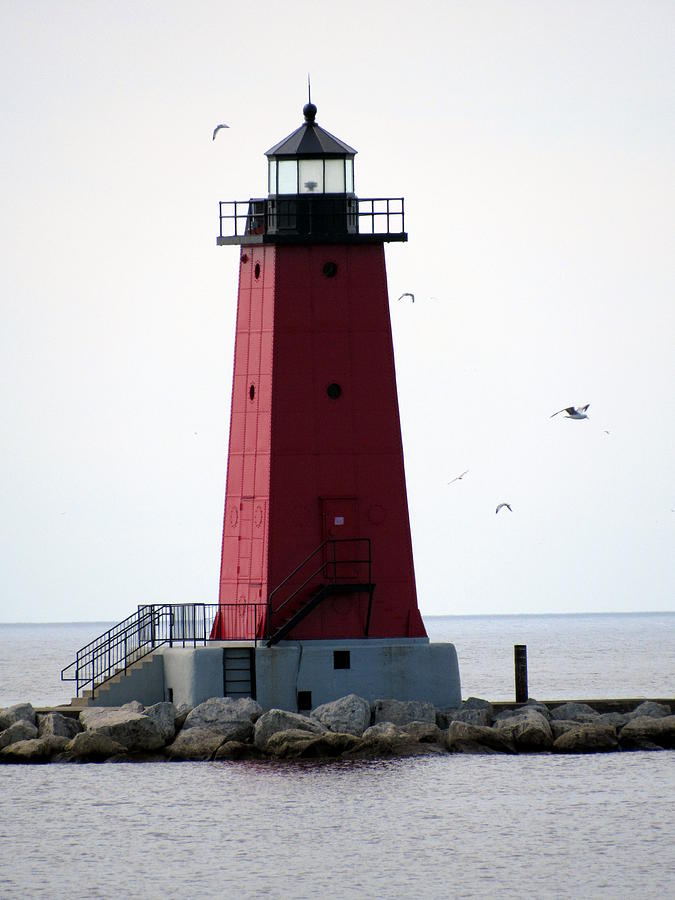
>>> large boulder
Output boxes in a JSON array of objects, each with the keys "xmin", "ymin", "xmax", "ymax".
[
  {"xmin": 214, "ymin": 741, "xmax": 265, "ymax": 761},
  {"xmin": 494, "ymin": 708, "xmax": 553, "ymax": 751},
  {"xmin": 311, "ymin": 694, "xmax": 371, "ymax": 736},
  {"xmin": 553, "ymin": 723, "xmax": 619, "ymax": 753},
  {"xmin": 264, "ymin": 729, "xmax": 361, "ymax": 759},
  {"xmin": 143, "ymin": 702, "xmax": 176, "ymax": 744},
  {"xmin": 79, "ymin": 707, "xmax": 165, "ymax": 751},
  {"xmin": 253, "ymin": 710, "xmax": 326, "ymax": 750},
  {"xmin": 400, "ymin": 722, "xmax": 445, "ymax": 743},
  {"xmin": 165, "ymin": 725, "xmax": 248, "ymax": 761},
  {"xmin": 372, "ymin": 699, "xmax": 436, "ymax": 726},
  {"xmin": 619, "ymin": 715, "xmax": 675, "ymax": 750},
  {"xmin": 0, "ymin": 703, "xmax": 36, "ymax": 730},
  {"xmin": 182, "ymin": 697, "xmax": 262, "ymax": 732},
  {"xmin": 447, "ymin": 721, "xmax": 516, "ymax": 754},
  {"xmin": 65, "ymin": 731, "xmax": 126, "ymax": 761},
  {"xmin": 549, "ymin": 702, "xmax": 599, "ymax": 723},
  {"xmin": 344, "ymin": 723, "xmax": 441, "ymax": 759},
  {"xmin": 625, "ymin": 701, "xmax": 671, "ymax": 721},
  {"xmin": 38, "ymin": 713, "xmax": 82, "ymax": 740},
  {"xmin": 550, "ymin": 720, "xmax": 580, "ymax": 740},
  {"xmin": 0, "ymin": 720, "xmax": 38, "ymax": 749},
  {"xmin": 451, "ymin": 708, "xmax": 493, "ymax": 727},
  {"xmin": 0, "ymin": 736, "xmax": 69, "ymax": 763}
]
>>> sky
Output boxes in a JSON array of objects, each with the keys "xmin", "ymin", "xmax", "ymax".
[{"xmin": 1, "ymin": 1, "xmax": 673, "ymax": 622}]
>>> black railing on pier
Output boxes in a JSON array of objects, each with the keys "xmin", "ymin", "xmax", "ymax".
[
  {"xmin": 266, "ymin": 538, "xmax": 374, "ymax": 646},
  {"xmin": 61, "ymin": 603, "xmax": 264, "ymax": 698},
  {"xmin": 217, "ymin": 197, "xmax": 406, "ymax": 244}
]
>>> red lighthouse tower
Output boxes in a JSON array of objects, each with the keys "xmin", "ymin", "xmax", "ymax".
[{"xmin": 213, "ymin": 102, "xmax": 427, "ymax": 651}]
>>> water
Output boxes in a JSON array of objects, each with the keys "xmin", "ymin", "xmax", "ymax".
[
  {"xmin": 0, "ymin": 613, "xmax": 673, "ymax": 708},
  {"xmin": 1, "ymin": 614, "xmax": 674, "ymax": 897}
]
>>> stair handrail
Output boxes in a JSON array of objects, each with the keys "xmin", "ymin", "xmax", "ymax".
[
  {"xmin": 60, "ymin": 602, "xmax": 230, "ymax": 698},
  {"xmin": 266, "ymin": 538, "xmax": 372, "ymax": 631}
]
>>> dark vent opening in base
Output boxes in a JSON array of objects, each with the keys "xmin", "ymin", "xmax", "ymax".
[{"xmin": 297, "ymin": 690, "xmax": 312, "ymax": 711}]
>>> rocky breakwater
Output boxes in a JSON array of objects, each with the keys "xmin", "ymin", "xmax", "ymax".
[{"xmin": 0, "ymin": 695, "xmax": 673, "ymax": 764}]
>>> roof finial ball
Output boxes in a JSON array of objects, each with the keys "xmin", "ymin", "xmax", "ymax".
[{"xmin": 303, "ymin": 102, "xmax": 317, "ymax": 123}]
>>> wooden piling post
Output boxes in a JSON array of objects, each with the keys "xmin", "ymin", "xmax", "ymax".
[{"xmin": 514, "ymin": 644, "xmax": 528, "ymax": 703}]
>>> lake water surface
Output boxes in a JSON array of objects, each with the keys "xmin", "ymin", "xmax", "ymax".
[{"xmin": 1, "ymin": 614, "xmax": 673, "ymax": 898}]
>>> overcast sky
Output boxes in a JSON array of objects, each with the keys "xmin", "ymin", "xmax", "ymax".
[{"xmin": 1, "ymin": 1, "xmax": 673, "ymax": 623}]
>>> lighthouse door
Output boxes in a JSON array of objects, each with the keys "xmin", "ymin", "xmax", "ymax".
[
  {"xmin": 237, "ymin": 498, "xmax": 266, "ymax": 603},
  {"xmin": 321, "ymin": 497, "xmax": 360, "ymax": 581}
]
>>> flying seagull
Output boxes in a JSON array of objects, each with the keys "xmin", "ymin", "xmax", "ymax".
[
  {"xmin": 212, "ymin": 123, "xmax": 229, "ymax": 140},
  {"xmin": 550, "ymin": 404, "xmax": 590, "ymax": 419},
  {"xmin": 448, "ymin": 470, "xmax": 469, "ymax": 484},
  {"xmin": 397, "ymin": 292, "xmax": 415, "ymax": 303},
  {"xmin": 495, "ymin": 503, "xmax": 512, "ymax": 514}
]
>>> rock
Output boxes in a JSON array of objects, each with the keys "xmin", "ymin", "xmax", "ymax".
[
  {"xmin": 165, "ymin": 726, "xmax": 233, "ymax": 761},
  {"xmin": 400, "ymin": 722, "xmax": 445, "ymax": 743},
  {"xmin": 174, "ymin": 704, "xmax": 192, "ymax": 730},
  {"xmin": 182, "ymin": 697, "xmax": 262, "ymax": 732},
  {"xmin": 121, "ymin": 701, "xmax": 145, "ymax": 713},
  {"xmin": 143, "ymin": 702, "xmax": 176, "ymax": 743},
  {"xmin": 524, "ymin": 700, "xmax": 552, "ymax": 720},
  {"xmin": 495, "ymin": 703, "xmax": 550, "ymax": 722},
  {"xmin": 253, "ymin": 709, "xmax": 326, "ymax": 750},
  {"xmin": 553, "ymin": 724, "xmax": 619, "ymax": 753},
  {"xmin": 0, "ymin": 737, "xmax": 69, "ymax": 763},
  {"xmin": 372, "ymin": 699, "xmax": 436, "ymax": 726},
  {"xmin": 214, "ymin": 741, "xmax": 266, "ymax": 761},
  {"xmin": 66, "ymin": 731, "xmax": 126, "ymax": 761},
  {"xmin": 451, "ymin": 708, "xmax": 493, "ymax": 727},
  {"xmin": 362, "ymin": 722, "xmax": 406, "ymax": 740},
  {"xmin": 0, "ymin": 720, "xmax": 38, "ymax": 749},
  {"xmin": 79, "ymin": 707, "xmax": 165, "ymax": 751},
  {"xmin": 626, "ymin": 701, "xmax": 671, "ymax": 721},
  {"xmin": 549, "ymin": 702, "xmax": 599, "ymax": 722},
  {"xmin": 619, "ymin": 715, "xmax": 675, "ymax": 750},
  {"xmin": 446, "ymin": 721, "xmax": 516, "ymax": 754},
  {"xmin": 494, "ymin": 708, "xmax": 553, "ymax": 751},
  {"xmin": 345, "ymin": 726, "xmax": 443, "ymax": 760},
  {"xmin": 550, "ymin": 720, "xmax": 579, "ymax": 740},
  {"xmin": 38, "ymin": 713, "xmax": 82, "ymax": 740},
  {"xmin": 462, "ymin": 697, "xmax": 495, "ymax": 714},
  {"xmin": 435, "ymin": 708, "xmax": 459, "ymax": 729},
  {"xmin": 0, "ymin": 703, "xmax": 36, "ymax": 730},
  {"xmin": 311, "ymin": 694, "xmax": 371, "ymax": 736},
  {"xmin": 265, "ymin": 729, "xmax": 362, "ymax": 759},
  {"xmin": 596, "ymin": 711, "xmax": 628, "ymax": 728}
]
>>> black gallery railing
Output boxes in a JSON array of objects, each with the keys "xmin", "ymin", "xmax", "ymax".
[{"xmin": 218, "ymin": 196, "xmax": 405, "ymax": 241}]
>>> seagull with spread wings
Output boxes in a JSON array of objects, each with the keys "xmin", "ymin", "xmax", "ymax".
[
  {"xmin": 448, "ymin": 470, "xmax": 469, "ymax": 485},
  {"xmin": 550, "ymin": 404, "xmax": 590, "ymax": 419},
  {"xmin": 212, "ymin": 123, "xmax": 229, "ymax": 140},
  {"xmin": 496, "ymin": 503, "xmax": 512, "ymax": 514}
]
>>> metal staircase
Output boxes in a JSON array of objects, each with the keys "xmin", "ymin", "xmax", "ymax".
[
  {"xmin": 265, "ymin": 538, "xmax": 375, "ymax": 647},
  {"xmin": 61, "ymin": 603, "xmax": 263, "ymax": 699}
]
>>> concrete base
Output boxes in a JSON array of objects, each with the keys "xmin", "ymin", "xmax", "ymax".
[
  {"xmin": 255, "ymin": 639, "xmax": 461, "ymax": 711},
  {"xmin": 82, "ymin": 639, "xmax": 461, "ymax": 712}
]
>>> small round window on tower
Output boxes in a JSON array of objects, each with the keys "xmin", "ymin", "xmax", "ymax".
[
  {"xmin": 254, "ymin": 262, "xmax": 261, "ymax": 280},
  {"xmin": 322, "ymin": 261, "xmax": 338, "ymax": 278},
  {"xmin": 326, "ymin": 383, "xmax": 342, "ymax": 400},
  {"xmin": 249, "ymin": 384, "xmax": 255, "ymax": 400}
]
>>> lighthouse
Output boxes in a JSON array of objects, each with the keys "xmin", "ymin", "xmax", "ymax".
[{"xmin": 213, "ymin": 101, "xmax": 460, "ymax": 711}]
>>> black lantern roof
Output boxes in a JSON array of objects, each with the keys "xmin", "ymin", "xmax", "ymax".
[{"xmin": 265, "ymin": 103, "xmax": 356, "ymax": 159}]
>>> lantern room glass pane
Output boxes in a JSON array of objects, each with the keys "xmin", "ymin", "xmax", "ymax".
[
  {"xmin": 269, "ymin": 161, "xmax": 277, "ymax": 194},
  {"xmin": 345, "ymin": 159, "xmax": 354, "ymax": 193},
  {"xmin": 324, "ymin": 159, "xmax": 345, "ymax": 193},
  {"xmin": 299, "ymin": 159, "xmax": 324, "ymax": 193},
  {"xmin": 278, "ymin": 160, "xmax": 298, "ymax": 194}
]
